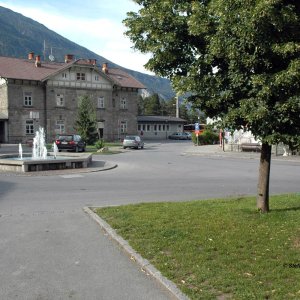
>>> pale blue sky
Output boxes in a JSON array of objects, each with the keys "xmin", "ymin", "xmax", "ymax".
[{"xmin": 0, "ymin": 0, "xmax": 153, "ymax": 74}]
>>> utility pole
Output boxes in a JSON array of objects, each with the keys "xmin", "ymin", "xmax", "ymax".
[{"xmin": 176, "ymin": 95, "xmax": 179, "ymax": 118}]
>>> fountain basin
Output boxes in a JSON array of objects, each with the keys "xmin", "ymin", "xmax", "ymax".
[{"xmin": 0, "ymin": 152, "xmax": 93, "ymax": 172}]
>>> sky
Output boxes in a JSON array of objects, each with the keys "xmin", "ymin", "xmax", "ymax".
[{"xmin": 0, "ymin": 0, "xmax": 153, "ymax": 74}]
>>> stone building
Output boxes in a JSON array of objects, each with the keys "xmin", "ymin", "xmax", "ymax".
[{"xmin": 0, "ymin": 53, "xmax": 145, "ymax": 143}]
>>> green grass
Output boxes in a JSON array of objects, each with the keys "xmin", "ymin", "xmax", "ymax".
[
  {"xmin": 86, "ymin": 142, "xmax": 123, "ymax": 154},
  {"xmin": 95, "ymin": 194, "xmax": 300, "ymax": 299}
]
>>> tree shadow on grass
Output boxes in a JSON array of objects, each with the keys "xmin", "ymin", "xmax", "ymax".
[{"xmin": 270, "ymin": 206, "xmax": 300, "ymax": 212}]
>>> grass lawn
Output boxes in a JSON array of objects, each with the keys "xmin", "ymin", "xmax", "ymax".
[
  {"xmin": 95, "ymin": 194, "xmax": 300, "ymax": 299},
  {"xmin": 86, "ymin": 142, "xmax": 123, "ymax": 154}
]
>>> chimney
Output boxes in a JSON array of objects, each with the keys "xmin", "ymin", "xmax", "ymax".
[
  {"xmin": 35, "ymin": 55, "xmax": 41, "ymax": 67},
  {"xmin": 65, "ymin": 54, "xmax": 74, "ymax": 63},
  {"xmin": 28, "ymin": 52, "xmax": 34, "ymax": 60},
  {"xmin": 102, "ymin": 62, "xmax": 108, "ymax": 74},
  {"xmin": 88, "ymin": 59, "xmax": 97, "ymax": 66}
]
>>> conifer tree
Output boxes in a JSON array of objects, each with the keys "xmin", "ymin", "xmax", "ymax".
[{"xmin": 75, "ymin": 95, "xmax": 97, "ymax": 145}]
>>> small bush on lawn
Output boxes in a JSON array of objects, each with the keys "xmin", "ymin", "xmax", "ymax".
[
  {"xmin": 95, "ymin": 139, "xmax": 105, "ymax": 149},
  {"xmin": 192, "ymin": 129, "xmax": 219, "ymax": 145}
]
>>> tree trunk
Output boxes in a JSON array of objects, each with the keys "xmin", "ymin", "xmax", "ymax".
[{"xmin": 257, "ymin": 143, "xmax": 272, "ymax": 213}]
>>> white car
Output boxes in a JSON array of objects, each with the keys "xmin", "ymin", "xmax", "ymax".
[{"xmin": 123, "ymin": 135, "xmax": 144, "ymax": 149}]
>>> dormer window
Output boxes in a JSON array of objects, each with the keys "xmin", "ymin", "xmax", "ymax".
[
  {"xmin": 62, "ymin": 73, "xmax": 67, "ymax": 79},
  {"xmin": 76, "ymin": 73, "xmax": 86, "ymax": 81},
  {"xmin": 94, "ymin": 75, "xmax": 99, "ymax": 81}
]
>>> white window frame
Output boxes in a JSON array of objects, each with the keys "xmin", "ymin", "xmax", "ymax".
[
  {"xmin": 94, "ymin": 75, "xmax": 99, "ymax": 81},
  {"xmin": 97, "ymin": 97, "xmax": 105, "ymax": 109},
  {"xmin": 62, "ymin": 73, "xmax": 67, "ymax": 79},
  {"xmin": 76, "ymin": 73, "xmax": 86, "ymax": 81},
  {"xmin": 56, "ymin": 94, "xmax": 64, "ymax": 106},
  {"xmin": 120, "ymin": 97, "xmax": 127, "ymax": 109},
  {"xmin": 25, "ymin": 119, "xmax": 34, "ymax": 135},
  {"xmin": 55, "ymin": 120, "xmax": 65, "ymax": 134},
  {"xmin": 120, "ymin": 121, "xmax": 127, "ymax": 133},
  {"xmin": 24, "ymin": 92, "xmax": 32, "ymax": 106}
]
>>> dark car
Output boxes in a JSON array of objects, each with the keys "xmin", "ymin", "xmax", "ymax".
[{"xmin": 55, "ymin": 134, "xmax": 86, "ymax": 152}]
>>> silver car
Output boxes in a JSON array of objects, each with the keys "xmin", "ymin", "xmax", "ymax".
[
  {"xmin": 123, "ymin": 135, "xmax": 144, "ymax": 149},
  {"xmin": 168, "ymin": 132, "xmax": 188, "ymax": 140}
]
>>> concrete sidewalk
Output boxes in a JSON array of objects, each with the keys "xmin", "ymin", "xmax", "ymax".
[{"xmin": 183, "ymin": 144, "xmax": 300, "ymax": 162}]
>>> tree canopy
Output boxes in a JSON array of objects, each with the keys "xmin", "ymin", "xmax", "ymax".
[{"xmin": 124, "ymin": 0, "xmax": 300, "ymax": 212}]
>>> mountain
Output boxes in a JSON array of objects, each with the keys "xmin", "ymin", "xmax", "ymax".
[{"xmin": 0, "ymin": 6, "xmax": 175, "ymax": 100}]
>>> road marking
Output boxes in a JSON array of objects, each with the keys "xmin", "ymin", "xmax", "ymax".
[{"xmin": 59, "ymin": 174, "xmax": 84, "ymax": 178}]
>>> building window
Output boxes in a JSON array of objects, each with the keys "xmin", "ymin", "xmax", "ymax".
[
  {"xmin": 94, "ymin": 75, "xmax": 99, "ymax": 81},
  {"xmin": 120, "ymin": 121, "xmax": 127, "ymax": 133},
  {"xmin": 112, "ymin": 98, "xmax": 115, "ymax": 108},
  {"xmin": 62, "ymin": 73, "xmax": 67, "ymax": 79},
  {"xmin": 55, "ymin": 120, "xmax": 65, "ymax": 134},
  {"xmin": 76, "ymin": 73, "xmax": 86, "ymax": 81},
  {"xmin": 56, "ymin": 94, "xmax": 64, "ymax": 106},
  {"xmin": 154, "ymin": 125, "xmax": 157, "ymax": 131},
  {"xmin": 97, "ymin": 97, "xmax": 105, "ymax": 109},
  {"xmin": 138, "ymin": 124, "xmax": 142, "ymax": 131},
  {"xmin": 25, "ymin": 120, "xmax": 34, "ymax": 135},
  {"xmin": 120, "ymin": 97, "xmax": 127, "ymax": 109},
  {"xmin": 24, "ymin": 92, "xmax": 32, "ymax": 106}
]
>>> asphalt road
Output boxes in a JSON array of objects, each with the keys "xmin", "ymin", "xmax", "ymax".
[{"xmin": 0, "ymin": 141, "xmax": 299, "ymax": 299}]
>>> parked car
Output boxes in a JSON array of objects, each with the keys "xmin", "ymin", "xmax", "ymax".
[
  {"xmin": 55, "ymin": 134, "xmax": 86, "ymax": 152},
  {"xmin": 123, "ymin": 135, "xmax": 144, "ymax": 149},
  {"xmin": 168, "ymin": 132, "xmax": 188, "ymax": 140},
  {"xmin": 183, "ymin": 132, "xmax": 192, "ymax": 140}
]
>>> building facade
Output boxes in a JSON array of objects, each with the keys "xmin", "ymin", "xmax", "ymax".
[
  {"xmin": 0, "ymin": 54, "xmax": 145, "ymax": 143},
  {"xmin": 137, "ymin": 115, "xmax": 186, "ymax": 140}
]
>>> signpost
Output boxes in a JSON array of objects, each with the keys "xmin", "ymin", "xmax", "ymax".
[{"xmin": 195, "ymin": 122, "xmax": 200, "ymax": 145}]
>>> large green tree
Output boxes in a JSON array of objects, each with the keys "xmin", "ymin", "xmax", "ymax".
[
  {"xmin": 143, "ymin": 93, "xmax": 162, "ymax": 115},
  {"xmin": 124, "ymin": 0, "xmax": 300, "ymax": 212},
  {"xmin": 75, "ymin": 95, "xmax": 97, "ymax": 145}
]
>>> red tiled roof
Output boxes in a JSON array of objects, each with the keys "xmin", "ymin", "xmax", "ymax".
[
  {"xmin": 0, "ymin": 56, "xmax": 64, "ymax": 81},
  {"xmin": 0, "ymin": 56, "xmax": 145, "ymax": 89},
  {"xmin": 107, "ymin": 68, "xmax": 146, "ymax": 89}
]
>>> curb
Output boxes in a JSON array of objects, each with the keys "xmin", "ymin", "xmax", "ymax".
[
  {"xmin": 83, "ymin": 206, "xmax": 190, "ymax": 300},
  {"xmin": 0, "ymin": 161, "xmax": 118, "ymax": 176}
]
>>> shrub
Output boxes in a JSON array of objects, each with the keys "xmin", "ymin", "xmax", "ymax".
[
  {"xmin": 192, "ymin": 129, "xmax": 219, "ymax": 145},
  {"xmin": 95, "ymin": 139, "xmax": 105, "ymax": 150}
]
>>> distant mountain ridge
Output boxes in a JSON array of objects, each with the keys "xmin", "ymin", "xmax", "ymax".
[{"xmin": 0, "ymin": 6, "xmax": 174, "ymax": 99}]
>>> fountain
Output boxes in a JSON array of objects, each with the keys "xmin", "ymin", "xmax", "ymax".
[
  {"xmin": 53, "ymin": 142, "xmax": 58, "ymax": 159},
  {"xmin": 32, "ymin": 127, "xmax": 48, "ymax": 160},
  {"xmin": 18, "ymin": 143, "xmax": 23, "ymax": 159},
  {"xmin": 0, "ymin": 126, "xmax": 92, "ymax": 172}
]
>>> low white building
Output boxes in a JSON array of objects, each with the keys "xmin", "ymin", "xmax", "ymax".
[{"xmin": 137, "ymin": 115, "xmax": 186, "ymax": 140}]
